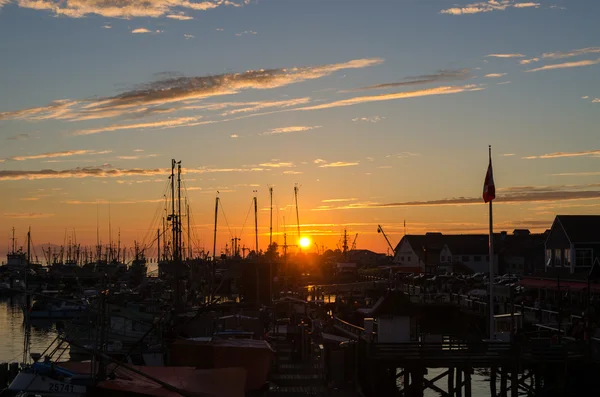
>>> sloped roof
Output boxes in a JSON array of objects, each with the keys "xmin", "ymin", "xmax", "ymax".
[
  {"xmin": 556, "ymin": 215, "xmax": 600, "ymax": 243},
  {"xmin": 443, "ymin": 235, "xmax": 490, "ymax": 255}
]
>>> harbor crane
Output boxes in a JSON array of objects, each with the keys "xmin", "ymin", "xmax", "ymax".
[
  {"xmin": 351, "ymin": 233, "xmax": 358, "ymax": 250},
  {"xmin": 377, "ymin": 225, "xmax": 396, "ymax": 256}
]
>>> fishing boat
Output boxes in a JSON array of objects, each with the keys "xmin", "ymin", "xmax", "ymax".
[
  {"xmin": 26, "ymin": 299, "xmax": 88, "ymax": 320},
  {"xmin": 1, "ymin": 358, "xmax": 91, "ymax": 397}
]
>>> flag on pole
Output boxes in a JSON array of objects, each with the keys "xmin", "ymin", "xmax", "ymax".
[{"xmin": 483, "ymin": 157, "xmax": 496, "ymax": 203}]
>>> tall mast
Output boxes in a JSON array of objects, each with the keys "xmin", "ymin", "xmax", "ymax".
[
  {"xmin": 163, "ymin": 194, "xmax": 167, "ymax": 261},
  {"xmin": 170, "ymin": 159, "xmax": 176, "ymax": 261},
  {"xmin": 269, "ymin": 186, "xmax": 273, "ymax": 247},
  {"xmin": 294, "ymin": 184, "xmax": 301, "ymax": 251},
  {"xmin": 254, "ymin": 191, "xmax": 259, "ymax": 254},
  {"xmin": 342, "ymin": 229, "xmax": 349, "ymax": 258},
  {"xmin": 213, "ymin": 194, "xmax": 219, "ymax": 262},
  {"xmin": 108, "ymin": 203, "xmax": 112, "ymax": 262},
  {"xmin": 187, "ymin": 200, "xmax": 191, "ymax": 259},
  {"xmin": 11, "ymin": 227, "xmax": 16, "ymax": 253},
  {"xmin": 177, "ymin": 161, "xmax": 182, "ymax": 261},
  {"xmin": 96, "ymin": 200, "xmax": 100, "ymax": 261}
]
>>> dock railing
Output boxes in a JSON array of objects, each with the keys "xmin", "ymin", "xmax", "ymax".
[{"xmin": 333, "ymin": 316, "xmax": 364, "ymax": 339}]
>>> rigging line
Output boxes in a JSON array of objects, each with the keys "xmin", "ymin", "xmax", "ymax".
[
  {"xmin": 140, "ymin": 181, "xmax": 171, "ymax": 249},
  {"xmin": 218, "ymin": 199, "xmax": 234, "ymax": 239},
  {"xmin": 238, "ymin": 198, "xmax": 254, "ymax": 240}
]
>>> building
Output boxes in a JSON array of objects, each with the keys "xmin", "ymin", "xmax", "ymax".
[
  {"xmin": 544, "ymin": 215, "xmax": 600, "ymax": 275},
  {"xmin": 346, "ymin": 249, "xmax": 389, "ymax": 267},
  {"xmin": 393, "ymin": 230, "xmax": 546, "ymax": 275}
]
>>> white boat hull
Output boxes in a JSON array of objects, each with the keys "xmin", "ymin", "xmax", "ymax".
[{"xmin": 5, "ymin": 372, "xmax": 86, "ymax": 397}]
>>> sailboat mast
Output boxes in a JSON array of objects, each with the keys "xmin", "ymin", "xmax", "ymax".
[
  {"xmin": 157, "ymin": 228, "xmax": 161, "ymax": 263},
  {"xmin": 108, "ymin": 203, "xmax": 112, "ymax": 262},
  {"xmin": 212, "ymin": 195, "xmax": 219, "ymax": 262},
  {"xmin": 170, "ymin": 159, "xmax": 176, "ymax": 261},
  {"xmin": 177, "ymin": 161, "xmax": 182, "ymax": 261},
  {"xmin": 187, "ymin": 200, "xmax": 191, "ymax": 259},
  {"xmin": 294, "ymin": 184, "xmax": 301, "ymax": 251},
  {"xmin": 269, "ymin": 186, "xmax": 273, "ymax": 248},
  {"xmin": 11, "ymin": 227, "xmax": 15, "ymax": 253},
  {"xmin": 254, "ymin": 192, "xmax": 259, "ymax": 254}
]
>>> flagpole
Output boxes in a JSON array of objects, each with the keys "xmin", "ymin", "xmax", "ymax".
[{"xmin": 488, "ymin": 145, "xmax": 495, "ymax": 340}]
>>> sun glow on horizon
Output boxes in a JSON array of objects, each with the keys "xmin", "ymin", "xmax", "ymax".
[{"xmin": 299, "ymin": 237, "xmax": 311, "ymax": 248}]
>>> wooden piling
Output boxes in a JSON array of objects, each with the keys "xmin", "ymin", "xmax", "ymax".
[
  {"xmin": 0, "ymin": 363, "xmax": 7, "ymax": 388},
  {"xmin": 465, "ymin": 368, "xmax": 472, "ymax": 397},
  {"xmin": 448, "ymin": 367, "xmax": 455, "ymax": 397},
  {"xmin": 490, "ymin": 367, "xmax": 497, "ymax": 397},
  {"xmin": 455, "ymin": 367, "xmax": 462, "ymax": 397},
  {"xmin": 510, "ymin": 367, "xmax": 518, "ymax": 397},
  {"xmin": 500, "ymin": 368, "xmax": 508, "ymax": 397}
]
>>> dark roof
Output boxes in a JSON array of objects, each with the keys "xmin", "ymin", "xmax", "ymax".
[
  {"xmin": 444, "ymin": 235, "xmax": 489, "ymax": 255},
  {"xmin": 556, "ymin": 215, "xmax": 600, "ymax": 243}
]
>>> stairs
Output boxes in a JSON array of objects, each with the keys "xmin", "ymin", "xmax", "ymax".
[{"xmin": 267, "ymin": 337, "xmax": 326, "ymax": 396}]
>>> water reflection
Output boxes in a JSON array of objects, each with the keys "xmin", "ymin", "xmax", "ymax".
[{"xmin": 0, "ymin": 295, "xmax": 59, "ymax": 363}]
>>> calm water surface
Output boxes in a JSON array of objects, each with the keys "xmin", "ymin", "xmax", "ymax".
[{"xmin": 0, "ymin": 295, "xmax": 59, "ymax": 363}]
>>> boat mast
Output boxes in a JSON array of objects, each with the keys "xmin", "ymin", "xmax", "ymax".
[
  {"xmin": 170, "ymin": 159, "xmax": 176, "ymax": 261},
  {"xmin": 254, "ymin": 191, "xmax": 259, "ymax": 254},
  {"xmin": 177, "ymin": 161, "xmax": 182, "ymax": 262},
  {"xmin": 294, "ymin": 184, "xmax": 301, "ymax": 252},
  {"xmin": 269, "ymin": 185, "xmax": 273, "ymax": 248},
  {"xmin": 211, "ymin": 193, "xmax": 219, "ymax": 303},
  {"xmin": 187, "ymin": 200, "xmax": 191, "ymax": 259},
  {"xmin": 11, "ymin": 227, "xmax": 15, "ymax": 253},
  {"xmin": 157, "ymin": 228, "xmax": 161, "ymax": 263},
  {"xmin": 23, "ymin": 227, "xmax": 31, "ymax": 364}
]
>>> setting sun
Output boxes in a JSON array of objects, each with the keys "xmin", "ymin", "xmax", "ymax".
[{"xmin": 299, "ymin": 237, "xmax": 311, "ymax": 248}]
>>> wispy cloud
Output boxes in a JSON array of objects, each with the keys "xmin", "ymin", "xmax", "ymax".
[
  {"xmin": 487, "ymin": 53, "xmax": 526, "ymax": 58},
  {"xmin": 14, "ymin": 0, "xmax": 248, "ymax": 19},
  {"xmin": 131, "ymin": 28, "xmax": 152, "ymax": 34},
  {"xmin": 283, "ymin": 170, "xmax": 303, "ymax": 175},
  {"xmin": 297, "ymin": 85, "xmax": 483, "ymax": 111},
  {"xmin": 318, "ymin": 161, "xmax": 359, "ymax": 168},
  {"xmin": 0, "ymin": 58, "xmax": 382, "ymax": 124},
  {"xmin": 167, "ymin": 13, "xmax": 193, "ymax": 20},
  {"xmin": 521, "ymin": 47, "xmax": 600, "ymax": 65},
  {"xmin": 523, "ymin": 149, "xmax": 600, "ymax": 159},
  {"xmin": 230, "ymin": 134, "xmax": 239, "ymax": 138},
  {"xmin": 594, "ymin": 98, "xmax": 600, "ymax": 103},
  {"xmin": 343, "ymin": 69, "xmax": 470, "ymax": 92},
  {"xmin": 352, "ymin": 116, "xmax": 385, "ymax": 123},
  {"xmin": 485, "ymin": 73, "xmax": 507, "ymax": 78},
  {"xmin": 184, "ymin": 34, "xmax": 194, "ymax": 39},
  {"xmin": 3, "ymin": 212, "xmax": 54, "ymax": 219},
  {"xmin": 322, "ymin": 198, "xmax": 358, "ymax": 203},
  {"xmin": 0, "ymin": 165, "xmax": 168, "ymax": 181},
  {"xmin": 525, "ymin": 58, "xmax": 600, "ymax": 72},
  {"xmin": 235, "ymin": 30, "xmax": 257, "ymax": 36},
  {"xmin": 73, "ymin": 116, "xmax": 204, "ymax": 136},
  {"xmin": 7, "ymin": 149, "xmax": 111, "ymax": 161},
  {"xmin": 6, "ymin": 133, "xmax": 30, "ymax": 141},
  {"xmin": 62, "ymin": 199, "xmax": 164, "ymax": 205},
  {"xmin": 259, "ymin": 162, "xmax": 294, "ymax": 168},
  {"xmin": 261, "ymin": 125, "xmax": 321, "ymax": 135},
  {"xmin": 387, "ymin": 152, "xmax": 420, "ymax": 159},
  {"xmin": 441, "ymin": 1, "xmax": 539, "ymax": 15},
  {"xmin": 313, "ymin": 159, "xmax": 326, "ymax": 164},
  {"xmin": 116, "ymin": 154, "xmax": 160, "ymax": 160},
  {"xmin": 102, "ymin": 25, "xmax": 111, "ymax": 29},
  {"xmin": 497, "ymin": 81, "xmax": 512, "ymax": 85},
  {"xmin": 502, "ymin": 153, "xmax": 516, "ymax": 156},
  {"xmin": 552, "ymin": 172, "xmax": 600, "ymax": 177}
]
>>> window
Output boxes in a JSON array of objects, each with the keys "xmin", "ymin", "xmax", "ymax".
[
  {"xmin": 407, "ymin": 256, "xmax": 411, "ymax": 262},
  {"xmin": 546, "ymin": 249, "xmax": 552, "ymax": 267},
  {"xmin": 400, "ymin": 256, "xmax": 404, "ymax": 261},
  {"xmin": 554, "ymin": 249, "xmax": 562, "ymax": 266},
  {"xmin": 564, "ymin": 249, "xmax": 571, "ymax": 266},
  {"xmin": 474, "ymin": 256, "xmax": 482, "ymax": 262},
  {"xmin": 441, "ymin": 256, "xmax": 445, "ymax": 262},
  {"xmin": 461, "ymin": 256, "xmax": 469, "ymax": 262},
  {"xmin": 576, "ymin": 249, "xmax": 593, "ymax": 267}
]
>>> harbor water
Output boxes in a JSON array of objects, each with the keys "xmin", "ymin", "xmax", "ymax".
[{"xmin": 0, "ymin": 295, "xmax": 60, "ymax": 363}]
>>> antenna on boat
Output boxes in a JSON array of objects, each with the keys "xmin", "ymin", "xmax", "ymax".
[
  {"xmin": 268, "ymin": 185, "xmax": 273, "ymax": 248},
  {"xmin": 253, "ymin": 190, "xmax": 259, "ymax": 254},
  {"xmin": 294, "ymin": 184, "xmax": 301, "ymax": 252},
  {"xmin": 108, "ymin": 202, "xmax": 112, "ymax": 262}
]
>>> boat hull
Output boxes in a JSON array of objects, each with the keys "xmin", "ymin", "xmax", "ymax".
[{"xmin": 3, "ymin": 371, "xmax": 86, "ymax": 397}]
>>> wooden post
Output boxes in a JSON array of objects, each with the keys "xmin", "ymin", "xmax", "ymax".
[
  {"xmin": 534, "ymin": 368, "xmax": 541, "ymax": 396},
  {"xmin": 412, "ymin": 368, "xmax": 424, "ymax": 397},
  {"xmin": 404, "ymin": 368, "xmax": 410, "ymax": 397},
  {"xmin": 490, "ymin": 367, "xmax": 497, "ymax": 397},
  {"xmin": 500, "ymin": 368, "xmax": 508, "ymax": 397},
  {"xmin": 456, "ymin": 367, "xmax": 463, "ymax": 397},
  {"xmin": 511, "ymin": 367, "xmax": 518, "ymax": 397},
  {"xmin": 449, "ymin": 367, "xmax": 455, "ymax": 397},
  {"xmin": 465, "ymin": 368, "xmax": 472, "ymax": 397}
]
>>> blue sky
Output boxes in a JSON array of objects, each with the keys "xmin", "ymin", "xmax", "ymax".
[{"xmin": 1, "ymin": 0, "xmax": 600, "ymax": 256}]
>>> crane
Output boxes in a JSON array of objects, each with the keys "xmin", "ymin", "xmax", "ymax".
[
  {"xmin": 377, "ymin": 225, "xmax": 396, "ymax": 256},
  {"xmin": 351, "ymin": 233, "xmax": 358, "ymax": 250}
]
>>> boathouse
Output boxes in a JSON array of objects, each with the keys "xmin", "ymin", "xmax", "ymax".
[{"xmin": 544, "ymin": 215, "xmax": 600, "ymax": 274}]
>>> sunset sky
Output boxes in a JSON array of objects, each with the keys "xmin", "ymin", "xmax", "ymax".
[{"xmin": 1, "ymin": 0, "xmax": 599, "ymax": 259}]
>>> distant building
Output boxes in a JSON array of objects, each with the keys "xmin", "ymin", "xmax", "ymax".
[
  {"xmin": 544, "ymin": 215, "xmax": 600, "ymax": 275},
  {"xmin": 346, "ymin": 249, "xmax": 388, "ymax": 267},
  {"xmin": 393, "ymin": 229, "xmax": 547, "ymax": 275}
]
